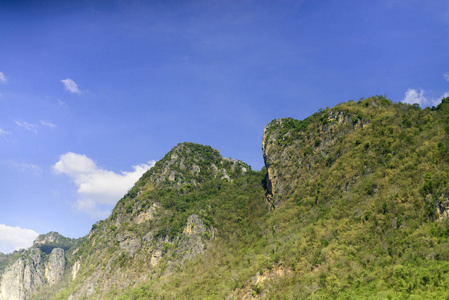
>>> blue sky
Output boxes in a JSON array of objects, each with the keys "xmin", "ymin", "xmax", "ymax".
[{"xmin": 1, "ymin": 0, "xmax": 448, "ymax": 253}]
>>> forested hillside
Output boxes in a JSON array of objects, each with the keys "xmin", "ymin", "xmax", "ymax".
[{"xmin": 2, "ymin": 96, "xmax": 449, "ymax": 299}]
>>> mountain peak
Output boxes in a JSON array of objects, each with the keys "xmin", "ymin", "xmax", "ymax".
[
  {"xmin": 132, "ymin": 142, "xmax": 249, "ymax": 193},
  {"xmin": 32, "ymin": 231, "xmax": 76, "ymax": 254}
]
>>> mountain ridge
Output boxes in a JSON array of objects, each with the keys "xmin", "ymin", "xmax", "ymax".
[{"xmin": 1, "ymin": 96, "xmax": 449, "ymax": 299}]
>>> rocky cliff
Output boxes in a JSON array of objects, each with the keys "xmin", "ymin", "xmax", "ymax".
[
  {"xmin": 0, "ymin": 232, "xmax": 78, "ymax": 300},
  {"xmin": 0, "ymin": 247, "xmax": 65, "ymax": 300},
  {"xmin": 262, "ymin": 105, "xmax": 367, "ymax": 208}
]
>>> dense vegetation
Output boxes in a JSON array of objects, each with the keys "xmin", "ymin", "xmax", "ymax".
[
  {"xmin": 258, "ymin": 96, "xmax": 449, "ymax": 298},
  {"xmin": 4, "ymin": 96, "xmax": 449, "ymax": 299},
  {"xmin": 115, "ymin": 169, "xmax": 268, "ymax": 299},
  {"xmin": 113, "ymin": 96, "xmax": 449, "ymax": 299}
]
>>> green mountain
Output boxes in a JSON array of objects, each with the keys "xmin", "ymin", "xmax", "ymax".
[{"xmin": 1, "ymin": 96, "xmax": 449, "ymax": 299}]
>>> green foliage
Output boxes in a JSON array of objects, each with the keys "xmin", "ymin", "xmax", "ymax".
[
  {"xmin": 27, "ymin": 96, "xmax": 449, "ymax": 299},
  {"xmin": 257, "ymin": 96, "xmax": 449, "ymax": 298},
  {"xmin": 33, "ymin": 232, "xmax": 78, "ymax": 254}
]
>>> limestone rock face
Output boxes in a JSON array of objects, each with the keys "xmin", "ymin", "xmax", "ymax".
[
  {"xmin": 262, "ymin": 118, "xmax": 294, "ymax": 208},
  {"xmin": 33, "ymin": 231, "xmax": 60, "ymax": 246},
  {"xmin": 72, "ymin": 260, "xmax": 81, "ymax": 280},
  {"xmin": 0, "ymin": 247, "xmax": 66, "ymax": 300},
  {"xmin": 183, "ymin": 214, "xmax": 206, "ymax": 236},
  {"xmin": 179, "ymin": 214, "xmax": 210, "ymax": 261},
  {"xmin": 0, "ymin": 248, "xmax": 45, "ymax": 300},
  {"xmin": 45, "ymin": 248, "xmax": 65, "ymax": 285},
  {"xmin": 117, "ymin": 232, "xmax": 141, "ymax": 257},
  {"xmin": 262, "ymin": 111, "xmax": 365, "ymax": 208},
  {"xmin": 135, "ymin": 202, "xmax": 160, "ymax": 224}
]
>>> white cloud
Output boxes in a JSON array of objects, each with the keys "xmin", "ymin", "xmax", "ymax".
[
  {"xmin": 0, "ymin": 128, "xmax": 11, "ymax": 136},
  {"xmin": 15, "ymin": 120, "xmax": 38, "ymax": 133},
  {"xmin": 444, "ymin": 73, "xmax": 449, "ymax": 82},
  {"xmin": 53, "ymin": 153, "xmax": 155, "ymax": 218},
  {"xmin": 430, "ymin": 91, "xmax": 449, "ymax": 107},
  {"xmin": 433, "ymin": 92, "xmax": 449, "ymax": 105},
  {"xmin": 0, "ymin": 224, "xmax": 39, "ymax": 254},
  {"xmin": 402, "ymin": 88, "xmax": 427, "ymax": 105},
  {"xmin": 40, "ymin": 120, "xmax": 56, "ymax": 129},
  {"xmin": 401, "ymin": 89, "xmax": 449, "ymax": 107},
  {"xmin": 61, "ymin": 78, "xmax": 81, "ymax": 94},
  {"xmin": 0, "ymin": 72, "xmax": 7, "ymax": 84}
]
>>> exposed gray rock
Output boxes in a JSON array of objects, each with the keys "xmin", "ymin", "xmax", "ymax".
[
  {"xmin": 0, "ymin": 246, "xmax": 67, "ymax": 300},
  {"xmin": 45, "ymin": 248, "xmax": 65, "ymax": 285},
  {"xmin": 117, "ymin": 232, "xmax": 141, "ymax": 256},
  {"xmin": 223, "ymin": 157, "xmax": 239, "ymax": 171},
  {"xmin": 179, "ymin": 158, "xmax": 186, "ymax": 170},
  {"xmin": 262, "ymin": 112, "xmax": 365, "ymax": 208},
  {"xmin": 183, "ymin": 214, "xmax": 206, "ymax": 236},
  {"xmin": 135, "ymin": 202, "xmax": 160, "ymax": 224},
  {"xmin": 168, "ymin": 170, "xmax": 176, "ymax": 181},
  {"xmin": 191, "ymin": 164, "xmax": 200, "ymax": 176},
  {"xmin": 178, "ymin": 214, "xmax": 209, "ymax": 261},
  {"xmin": 0, "ymin": 249, "xmax": 45, "ymax": 300}
]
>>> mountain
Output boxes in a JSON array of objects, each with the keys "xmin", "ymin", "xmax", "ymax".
[
  {"xmin": 0, "ymin": 232, "xmax": 79, "ymax": 300},
  {"xmin": 1, "ymin": 96, "xmax": 449, "ymax": 299}
]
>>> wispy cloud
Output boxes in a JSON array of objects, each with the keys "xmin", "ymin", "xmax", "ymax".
[
  {"xmin": 5, "ymin": 161, "xmax": 43, "ymax": 176},
  {"xmin": 0, "ymin": 224, "xmax": 39, "ymax": 254},
  {"xmin": 61, "ymin": 78, "xmax": 81, "ymax": 94},
  {"xmin": 444, "ymin": 73, "xmax": 449, "ymax": 82},
  {"xmin": 441, "ymin": 92, "xmax": 449, "ymax": 101},
  {"xmin": 0, "ymin": 128, "xmax": 11, "ymax": 136},
  {"xmin": 14, "ymin": 120, "xmax": 57, "ymax": 133},
  {"xmin": 0, "ymin": 71, "xmax": 7, "ymax": 84},
  {"xmin": 40, "ymin": 120, "xmax": 56, "ymax": 129},
  {"xmin": 53, "ymin": 153, "xmax": 155, "ymax": 218},
  {"xmin": 402, "ymin": 88, "xmax": 449, "ymax": 107},
  {"xmin": 15, "ymin": 120, "xmax": 38, "ymax": 133}
]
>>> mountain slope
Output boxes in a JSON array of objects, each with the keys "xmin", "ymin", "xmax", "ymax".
[
  {"xmin": 0, "ymin": 232, "xmax": 79, "ymax": 300},
  {"xmin": 255, "ymin": 96, "xmax": 449, "ymax": 298},
  {"xmin": 2, "ymin": 96, "xmax": 449, "ymax": 299},
  {"xmin": 47, "ymin": 142, "xmax": 267, "ymax": 299}
]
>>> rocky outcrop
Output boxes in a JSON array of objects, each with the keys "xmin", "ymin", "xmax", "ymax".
[
  {"xmin": 262, "ymin": 118, "xmax": 300, "ymax": 208},
  {"xmin": 0, "ymin": 248, "xmax": 45, "ymax": 300},
  {"xmin": 230, "ymin": 265, "xmax": 293, "ymax": 299},
  {"xmin": 262, "ymin": 109, "xmax": 366, "ymax": 208},
  {"xmin": 45, "ymin": 248, "xmax": 65, "ymax": 285},
  {"xmin": 135, "ymin": 202, "xmax": 160, "ymax": 224},
  {"xmin": 72, "ymin": 260, "xmax": 81, "ymax": 280},
  {"xmin": 0, "ymin": 246, "xmax": 66, "ymax": 300},
  {"xmin": 33, "ymin": 231, "xmax": 76, "ymax": 253},
  {"xmin": 140, "ymin": 142, "xmax": 250, "ymax": 191},
  {"xmin": 179, "ymin": 214, "xmax": 209, "ymax": 260},
  {"xmin": 117, "ymin": 232, "xmax": 141, "ymax": 257},
  {"xmin": 33, "ymin": 231, "xmax": 61, "ymax": 245}
]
